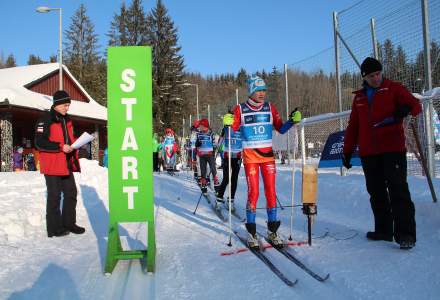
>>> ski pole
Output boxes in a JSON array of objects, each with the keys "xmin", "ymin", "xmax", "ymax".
[
  {"xmin": 289, "ymin": 125, "xmax": 298, "ymax": 241},
  {"xmin": 193, "ymin": 193, "xmax": 204, "ymax": 215},
  {"xmin": 276, "ymin": 196, "xmax": 285, "ymax": 210},
  {"xmin": 227, "ymin": 126, "xmax": 233, "ymax": 247},
  {"xmin": 411, "ymin": 122, "xmax": 437, "ymax": 202}
]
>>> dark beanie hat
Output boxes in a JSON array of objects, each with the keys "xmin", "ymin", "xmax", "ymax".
[
  {"xmin": 52, "ymin": 90, "xmax": 71, "ymax": 106},
  {"xmin": 360, "ymin": 57, "xmax": 382, "ymax": 77}
]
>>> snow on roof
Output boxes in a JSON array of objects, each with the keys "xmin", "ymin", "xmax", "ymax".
[{"xmin": 0, "ymin": 63, "xmax": 106, "ymax": 121}]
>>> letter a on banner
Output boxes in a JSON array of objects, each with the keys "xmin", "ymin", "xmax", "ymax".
[{"xmin": 105, "ymin": 46, "xmax": 155, "ymax": 274}]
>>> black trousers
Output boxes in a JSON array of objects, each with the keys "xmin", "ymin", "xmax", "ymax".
[
  {"xmin": 361, "ymin": 152, "xmax": 416, "ymax": 242},
  {"xmin": 153, "ymin": 152, "xmax": 159, "ymax": 171},
  {"xmin": 44, "ymin": 173, "xmax": 78, "ymax": 234},
  {"xmin": 217, "ymin": 157, "xmax": 241, "ymax": 199},
  {"xmin": 199, "ymin": 155, "xmax": 217, "ymax": 179}
]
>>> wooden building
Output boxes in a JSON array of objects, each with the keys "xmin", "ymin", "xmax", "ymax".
[{"xmin": 0, "ymin": 63, "xmax": 107, "ymax": 172}]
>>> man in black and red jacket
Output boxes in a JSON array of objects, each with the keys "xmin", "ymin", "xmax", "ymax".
[
  {"xmin": 35, "ymin": 90, "xmax": 85, "ymax": 237},
  {"xmin": 343, "ymin": 57, "xmax": 421, "ymax": 250}
]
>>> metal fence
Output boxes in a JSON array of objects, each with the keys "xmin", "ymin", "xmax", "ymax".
[{"xmin": 290, "ymin": 95, "xmax": 440, "ymax": 178}]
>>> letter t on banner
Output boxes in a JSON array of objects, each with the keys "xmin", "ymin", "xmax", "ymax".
[{"xmin": 105, "ymin": 46, "xmax": 155, "ymax": 274}]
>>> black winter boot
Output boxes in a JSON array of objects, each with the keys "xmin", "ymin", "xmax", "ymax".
[
  {"xmin": 399, "ymin": 235, "xmax": 415, "ymax": 250},
  {"xmin": 366, "ymin": 231, "xmax": 393, "ymax": 242}
]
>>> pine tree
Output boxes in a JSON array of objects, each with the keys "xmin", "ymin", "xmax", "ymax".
[
  {"xmin": 107, "ymin": 3, "xmax": 128, "ymax": 46},
  {"xmin": 431, "ymin": 41, "xmax": 440, "ymax": 88},
  {"xmin": 266, "ymin": 66, "xmax": 283, "ymax": 110},
  {"xmin": 236, "ymin": 68, "xmax": 248, "ymax": 86},
  {"xmin": 5, "ymin": 54, "xmax": 16, "ymax": 67},
  {"xmin": 126, "ymin": 0, "xmax": 149, "ymax": 45},
  {"xmin": 382, "ymin": 39, "xmax": 396, "ymax": 79},
  {"xmin": 49, "ymin": 55, "xmax": 57, "ymax": 63},
  {"xmin": 147, "ymin": 0, "xmax": 185, "ymax": 133},
  {"xmin": 64, "ymin": 4, "xmax": 105, "ymax": 105},
  {"xmin": 108, "ymin": 1, "xmax": 149, "ymax": 47},
  {"xmin": 0, "ymin": 51, "xmax": 5, "ymax": 69},
  {"xmin": 28, "ymin": 54, "xmax": 46, "ymax": 65}
]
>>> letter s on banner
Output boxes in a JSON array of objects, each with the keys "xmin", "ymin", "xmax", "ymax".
[{"xmin": 120, "ymin": 69, "xmax": 136, "ymax": 93}]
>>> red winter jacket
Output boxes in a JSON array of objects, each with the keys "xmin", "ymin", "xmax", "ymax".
[
  {"xmin": 343, "ymin": 78, "xmax": 421, "ymax": 157},
  {"xmin": 35, "ymin": 109, "xmax": 81, "ymax": 176}
]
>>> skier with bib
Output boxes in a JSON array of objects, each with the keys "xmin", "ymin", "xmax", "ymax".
[
  {"xmin": 190, "ymin": 120, "xmax": 201, "ymax": 182},
  {"xmin": 162, "ymin": 128, "xmax": 178, "ymax": 173},
  {"xmin": 216, "ymin": 111, "xmax": 242, "ymax": 210},
  {"xmin": 224, "ymin": 76, "xmax": 301, "ymax": 249},
  {"xmin": 195, "ymin": 118, "xmax": 220, "ymax": 195}
]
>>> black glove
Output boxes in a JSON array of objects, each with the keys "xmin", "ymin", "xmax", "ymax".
[
  {"xmin": 195, "ymin": 140, "xmax": 201, "ymax": 148},
  {"xmin": 342, "ymin": 153, "xmax": 352, "ymax": 169},
  {"xmin": 394, "ymin": 104, "xmax": 411, "ymax": 119}
]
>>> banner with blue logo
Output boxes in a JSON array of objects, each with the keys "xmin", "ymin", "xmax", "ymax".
[{"xmin": 318, "ymin": 130, "xmax": 361, "ymax": 168}]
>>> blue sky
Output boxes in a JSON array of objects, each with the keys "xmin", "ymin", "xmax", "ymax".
[{"xmin": 0, "ymin": 0, "xmax": 357, "ymax": 76}]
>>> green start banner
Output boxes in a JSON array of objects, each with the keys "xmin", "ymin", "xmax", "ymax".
[{"xmin": 105, "ymin": 46, "xmax": 155, "ymax": 274}]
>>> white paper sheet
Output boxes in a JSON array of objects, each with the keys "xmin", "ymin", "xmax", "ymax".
[{"xmin": 71, "ymin": 132, "xmax": 95, "ymax": 149}]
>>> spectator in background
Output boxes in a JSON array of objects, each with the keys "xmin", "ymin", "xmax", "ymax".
[
  {"xmin": 12, "ymin": 147, "xmax": 24, "ymax": 171},
  {"xmin": 103, "ymin": 147, "xmax": 108, "ymax": 168}
]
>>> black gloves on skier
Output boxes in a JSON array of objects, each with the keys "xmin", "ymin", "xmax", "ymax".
[
  {"xmin": 342, "ymin": 153, "xmax": 352, "ymax": 169},
  {"xmin": 394, "ymin": 104, "xmax": 411, "ymax": 119}
]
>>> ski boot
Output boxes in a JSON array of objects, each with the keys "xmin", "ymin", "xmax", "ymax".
[
  {"xmin": 215, "ymin": 195, "xmax": 224, "ymax": 209},
  {"xmin": 245, "ymin": 223, "xmax": 261, "ymax": 250},
  {"xmin": 213, "ymin": 175, "xmax": 220, "ymax": 191},
  {"xmin": 267, "ymin": 221, "xmax": 284, "ymax": 249},
  {"xmin": 225, "ymin": 198, "xmax": 235, "ymax": 212},
  {"xmin": 200, "ymin": 178, "xmax": 208, "ymax": 195}
]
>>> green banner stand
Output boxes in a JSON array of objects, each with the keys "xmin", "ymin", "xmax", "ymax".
[{"xmin": 105, "ymin": 46, "xmax": 155, "ymax": 274}]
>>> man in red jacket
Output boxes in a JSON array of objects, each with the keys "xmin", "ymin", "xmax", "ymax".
[
  {"xmin": 35, "ymin": 90, "xmax": 85, "ymax": 237},
  {"xmin": 343, "ymin": 57, "xmax": 421, "ymax": 250}
]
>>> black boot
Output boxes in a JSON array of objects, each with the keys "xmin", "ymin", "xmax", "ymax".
[
  {"xmin": 48, "ymin": 228, "xmax": 70, "ymax": 238},
  {"xmin": 68, "ymin": 224, "xmax": 86, "ymax": 234},
  {"xmin": 366, "ymin": 231, "xmax": 393, "ymax": 242},
  {"xmin": 399, "ymin": 235, "xmax": 415, "ymax": 250}
]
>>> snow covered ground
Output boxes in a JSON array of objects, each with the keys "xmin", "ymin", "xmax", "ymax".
[{"xmin": 0, "ymin": 159, "xmax": 439, "ymax": 300}]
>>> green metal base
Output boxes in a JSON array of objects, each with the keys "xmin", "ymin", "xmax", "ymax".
[{"xmin": 104, "ymin": 222, "xmax": 156, "ymax": 274}]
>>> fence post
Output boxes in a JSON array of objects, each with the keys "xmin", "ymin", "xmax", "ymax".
[
  {"xmin": 421, "ymin": 0, "xmax": 436, "ymax": 178},
  {"xmin": 284, "ymin": 63, "xmax": 290, "ymax": 165},
  {"xmin": 370, "ymin": 18, "xmax": 379, "ymax": 60},
  {"xmin": 333, "ymin": 12, "xmax": 345, "ymax": 176},
  {"xmin": 235, "ymin": 88, "xmax": 239, "ymax": 106},
  {"xmin": 301, "ymin": 125, "xmax": 306, "ymax": 167}
]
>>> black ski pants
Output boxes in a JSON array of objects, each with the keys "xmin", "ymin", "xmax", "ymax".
[
  {"xmin": 360, "ymin": 152, "xmax": 416, "ymax": 242},
  {"xmin": 217, "ymin": 157, "xmax": 241, "ymax": 199},
  {"xmin": 199, "ymin": 155, "xmax": 216, "ymax": 180},
  {"xmin": 44, "ymin": 173, "xmax": 78, "ymax": 235},
  {"xmin": 153, "ymin": 152, "xmax": 159, "ymax": 171}
]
